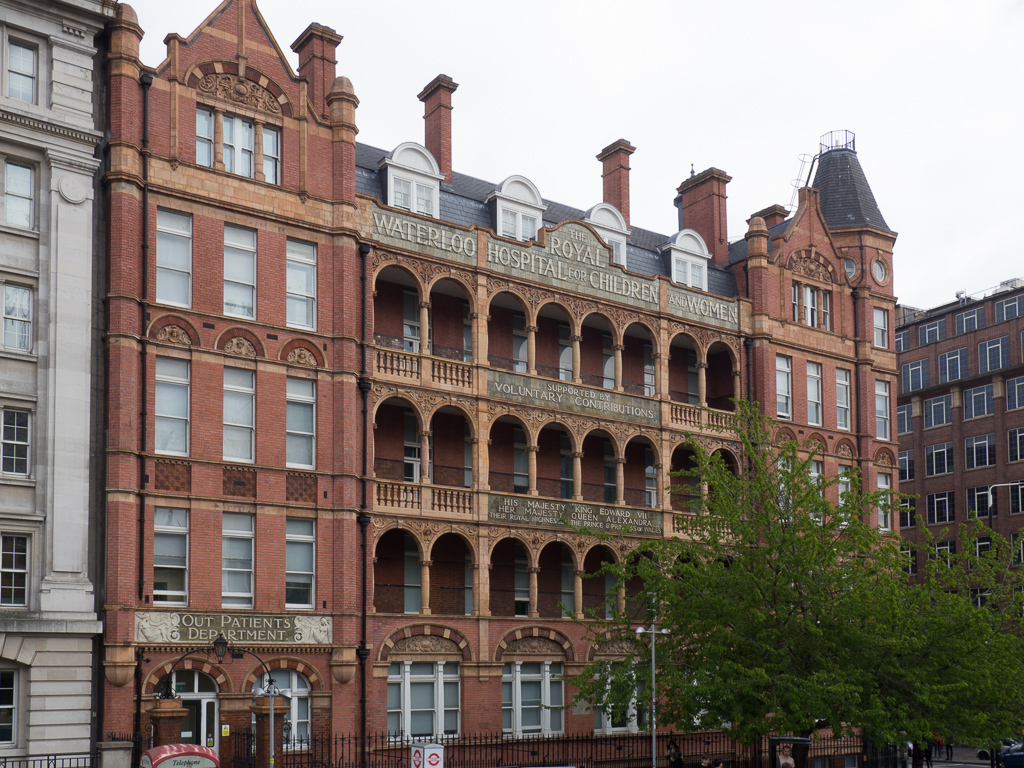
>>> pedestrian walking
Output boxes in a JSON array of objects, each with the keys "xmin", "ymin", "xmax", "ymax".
[
  {"xmin": 667, "ymin": 740, "xmax": 682, "ymax": 768},
  {"xmin": 946, "ymin": 742, "xmax": 953, "ymax": 761},
  {"xmin": 924, "ymin": 739, "xmax": 934, "ymax": 768}
]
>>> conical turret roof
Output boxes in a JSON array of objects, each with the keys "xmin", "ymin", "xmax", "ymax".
[{"xmin": 811, "ymin": 133, "xmax": 890, "ymax": 231}]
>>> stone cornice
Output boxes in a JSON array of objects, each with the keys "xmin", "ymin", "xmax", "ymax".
[{"xmin": 0, "ymin": 107, "xmax": 102, "ymax": 146}]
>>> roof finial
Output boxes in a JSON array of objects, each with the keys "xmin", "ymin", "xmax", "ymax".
[{"xmin": 689, "ymin": 164, "xmax": 695, "ymax": 178}]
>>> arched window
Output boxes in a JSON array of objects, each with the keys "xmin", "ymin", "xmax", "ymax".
[{"xmin": 257, "ymin": 669, "xmax": 311, "ymax": 745}]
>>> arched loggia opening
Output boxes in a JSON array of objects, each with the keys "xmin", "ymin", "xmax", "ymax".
[
  {"xmin": 579, "ymin": 313, "xmax": 615, "ymax": 390},
  {"xmin": 374, "ymin": 266, "xmax": 423, "ymax": 353},
  {"xmin": 537, "ymin": 541, "xmax": 576, "ymax": 619},
  {"xmin": 706, "ymin": 340, "xmax": 737, "ymax": 411},
  {"xmin": 535, "ymin": 304, "xmax": 574, "ymax": 381},
  {"xmin": 428, "ymin": 278, "xmax": 473, "ymax": 362},
  {"xmin": 488, "ymin": 416, "xmax": 530, "ymax": 495},
  {"xmin": 536, "ymin": 423, "xmax": 574, "ymax": 499},
  {"xmin": 428, "ymin": 533, "xmax": 473, "ymax": 616},
  {"xmin": 487, "ymin": 292, "xmax": 529, "ymax": 373},
  {"xmin": 668, "ymin": 333, "xmax": 699, "ymax": 405},
  {"xmin": 580, "ymin": 430, "xmax": 617, "ymax": 505},
  {"xmin": 621, "ymin": 323, "xmax": 656, "ymax": 397},
  {"xmin": 623, "ymin": 436, "xmax": 659, "ymax": 509},
  {"xmin": 670, "ymin": 445, "xmax": 700, "ymax": 514},
  {"xmin": 374, "ymin": 529, "xmax": 422, "ymax": 614},
  {"xmin": 490, "ymin": 538, "xmax": 531, "ymax": 618},
  {"xmin": 582, "ymin": 545, "xmax": 618, "ymax": 618}
]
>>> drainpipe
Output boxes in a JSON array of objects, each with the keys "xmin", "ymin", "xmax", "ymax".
[
  {"xmin": 356, "ymin": 242, "xmax": 372, "ymax": 768},
  {"xmin": 136, "ymin": 68, "xmax": 153, "ymax": 737},
  {"xmin": 851, "ymin": 289, "xmax": 865, "ymax": 483}
]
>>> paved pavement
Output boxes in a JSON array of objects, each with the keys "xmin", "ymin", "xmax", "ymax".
[{"xmin": 920, "ymin": 746, "xmax": 995, "ymax": 766}]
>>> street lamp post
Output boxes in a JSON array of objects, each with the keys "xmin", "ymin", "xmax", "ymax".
[{"xmin": 636, "ymin": 622, "xmax": 670, "ymax": 768}]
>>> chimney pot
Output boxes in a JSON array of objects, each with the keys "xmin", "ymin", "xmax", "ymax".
[{"xmin": 291, "ymin": 23, "xmax": 342, "ymax": 119}]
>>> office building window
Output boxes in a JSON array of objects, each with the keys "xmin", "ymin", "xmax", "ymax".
[
  {"xmin": 899, "ymin": 499, "xmax": 916, "ymax": 529},
  {"xmin": 897, "ymin": 404, "xmax": 913, "ymax": 435},
  {"xmin": 898, "ymin": 450, "xmax": 914, "ymax": 482},
  {"xmin": 925, "ymin": 442, "xmax": 953, "ymax": 477},
  {"xmin": 393, "ymin": 177, "xmax": 436, "ymax": 217},
  {"xmin": 955, "ymin": 308, "xmax": 984, "ymax": 334},
  {"xmin": 894, "ymin": 330, "xmax": 909, "ymax": 353},
  {"xmin": 1011, "ymin": 483, "xmax": 1024, "ymax": 515},
  {"xmin": 4, "ymin": 162, "xmax": 32, "ymax": 229},
  {"xmin": 877, "ymin": 473, "xmax": 891, "ymax": 530},
  {"xmin": 196, "ymin": 106, "xmax": 214, "ymax": 166},
  {"xmin": 964, "ymin": 384, "xmax": 994, "ymax": 420},
  {"xmin": 1, "ymin": 408, "xmax": 29, "ymax": 476},
  {"xmin": 926, "ymin": 492, "xmax": 955, "ymax": 525},
  {"xmin": 223, "ymin": 368, "xmax": 255, "ymax": 462},
  {"xmin": 0, "ymin": 534, "xmax": 27, "ymax": 606},
  {"xmin": 931, "ymin": 540, "xmax": 954, "ymax": 566},
  {"xmin": 285, "ymin": 518, "xmax": 314, "ymax": 608},
  {"xmin": 1007, "ymin": 376, "xmax": 1024, "ymax": 411},
  {"xmin": 286, "ymin": 239, "xmax": 316, "ymax": 329},
  {"xmin": 156, "ymin": 210, "xmax": 192, "ymax": 307},
  {"xmin": 873, "ymin": 308, "xmax": 888, "ymax": 348},
  {"xmin": 938, "ymin": 348, "xmax": 967, "ymax": 384},
  {"xmin": 1010, "ymin": 428, "xmax": 1024, "ymax": 464},
  {"xmin": 776, "ymin": 355, "xmax": 791, "ymax": 419},
  {"xmin": 965, "ymin": 434, "xmax": 996, "ymax": 470},
  {"xmin": 286, "ymin": 378, "xmax": 315, "ymax": 468},
  {"xmin": 224, "ymin": 226, "xmax": 256, "ymax": 318},
  {"xmin": 500, "ymin": 207, "xmax": 538, "ymax": 242},
  {"xmin": 2, "ymin": 284, "xmax": 30, "ymax": 351},
  {"xmin": 923, "ymin": 395, "xmax": 952, "ymax": 428},
  {"xmin": 967, "ymin": 487, "xmax": 992, "ymax": 519},
  {"xmin": 387, "ymin": 661, "xmax": 460, "ymax": 739},
  {"xmin": 978, "ymin": 336, "xmax": 1010, "ymax": 374},
  {"xmin": 919, "ymin": 320, "xmax": 945, "ymax": 345},
  {"xmin": 154, "ymin": 358, "xmax": 189, "ymax": 456},
  {"xmin": 223, "ymin": 114, "xmax": 254, "ymax": 177},
  {"xmin": 836, "ymin": 369, "xmax": 851, "ymax": 430},
  {"xmin": 502, "ymin": 661, "xmax": 563, "ymax": 736},
  {"xmin": 263, "ymin": 125, "xmax": 280, "ymax": 184},
  {"xmin": 7, "ymin": 41, "xmax": 35, "ymax": 102},
  {"xmin": 901, "ymin": 360, "xmax": 928, "ymax": 393},
  {"xmin": 807, "ymin": 362, "xmax": 822, "ymax": 426},
  {"xmin": 153, "ymin": 508, "xmax": 188, "ymax": 605},
  {"xmin": 792, "ymin": 283, "xmax": 831, "ymax": 330},
  {"xmin": 875, "ymin": 380, "xmax": 890, "ymax": 440},
  {"xmin": 222, "ymin": 513, "xmax": 254, "ymax": 607},
  {"xmin": 995, "ymin": 295, "xmax": 1023, "ymax": 322},
  {"xmin": 902, "ymin": 548, "xmax": 917, "ymax": 575},
  {"xmin": 0, "ymin": 669, "xmax": 15, "ymax": 742}
]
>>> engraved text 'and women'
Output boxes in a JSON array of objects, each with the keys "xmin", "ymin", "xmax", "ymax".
[
  {"xmin": 488, "ymin": 370, "xmax": 660, "ymax": 426},
  {"xmin": 372, "ymin": 204, "xmax": 741, "ymax": 327},
  {"xmin": 134, "ymin": 611, "xmax": 332, "ymax": 644},
  {"xmin": 488, "ymin": 495, "xmax": 662, "ymax": 536}
]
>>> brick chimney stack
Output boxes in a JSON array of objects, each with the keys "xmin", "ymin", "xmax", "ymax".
[
  {"xmin": 597, "ymin": 139, "xmax": 636, "ymax": 227},
  {"xmin": 675, "ymin": 168, "xmax": 732, "ymax": 266},
  {"xmin": 748, "ymin": 204, "xmax": 788, "ymax": 229},
  {"xmin": 418, "ymin": 74, "xmax": 458, "ymax": 183},
  {"xmin": 291, "ymin": 23, "xmax": 342, "ymax": 120}
]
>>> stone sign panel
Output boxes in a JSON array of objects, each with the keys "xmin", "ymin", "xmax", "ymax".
[
  {"xmin": 488, "ymin": 370, "xmax": 660, "ymax": 426},
  {"xmin": 488, "ymin": 494, "xmax": 662, "ymax": 536},
  {"xmin": 372, "ymin": 206, "xmax": 477, "ymax": 264},
  {"xmin": 134, "ymin": 611, "xmax": 332, "ymax": 644},
  {"xmin": 665, "ymin": 283, "xmax": 740, "ymax": 330}
]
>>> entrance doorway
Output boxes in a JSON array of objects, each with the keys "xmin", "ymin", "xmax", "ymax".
[{"xmin": 159, "ymin": 670, "xmax": 219, "ymax": 751}]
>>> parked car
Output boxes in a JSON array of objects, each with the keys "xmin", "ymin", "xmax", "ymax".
[{"xmin": 994, "ymin": 743, "xmax": 1023, "ymax": 768}]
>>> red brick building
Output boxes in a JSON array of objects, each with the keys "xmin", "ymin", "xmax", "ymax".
[
  {"xmin": 895, "ymin": 281, "xmax": 1024, "ymax": 578},
  {"xmin": 99, "ymin": 0, "xmax": 898, "ymax": 754}
]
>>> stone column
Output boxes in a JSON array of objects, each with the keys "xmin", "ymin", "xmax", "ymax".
[
  {"xmin": 698, "ymin": 362, "xmax": 708, "ymax": 406},
  {"xmin": 655, "ymin": 463, "xmax": 665, "ymax": 510},
  {"xmin": 572, "ymin": 451, "xmax": 584, "ymax": 501},
  {"xmin": 527, "ymin": 445, "xmax": 539, "ymax": 496},
  {"xmin": 419, "ymin": 301, "xmax": 431, "ymax": 354},
  {"xmin": 613, "ymin": 343, "xmax": 624, "ymax": 391},
  {"xmin": 526, "ymin": 325, "xmax": 538, "ymax": 375},
  {"xmin": 573, "ymin": 569, "xmax": 584, "ymax": 620},
  {"xmin": 617, "ymin": 584, "xmax": 626, "ymax": 615},
  {"xmin": 253, "ymin": 118, "xmax": 265, "ymax": 182},
  {"xmin": 419, "ymin": 560, "xmax": 432, "ymax": 615},
  {"xmin": 571, "ymin": 335, "xmax": 582, "ymax": 383},
  {"xmin": 478, "ymin": 562, "xmax": 491, "ymax": 617},
  {"xmin": 419, "ymin": 430, "xmax": 432, "ymax": 484},
  {"xmin": 652, "ymin": 351, "xmax": 663, "ymax": 397},
  {"xmin": 476, "ymin": 313, "xmax": 489, "ymax": 364},
  {"xmin": 528, "ymin": 565, "xmax": 540, "ymax": 618},
  {"xmin": 615, "ymin": 457, "xmax": 626, "ymax": 506},
  {"xmin": 733, "ymin": 368, "xmax": 742, "ymax": 405},
  {"xmin": 213, "ymin": 109, "xmax": 225, "ymax": 171},
  {"xmin": 150, "ymin": 699, "xmax": 188, "ymax": 747},
  {"xmin": 474, "ymin": 437, "xmax": 490, "ymax": 490}
]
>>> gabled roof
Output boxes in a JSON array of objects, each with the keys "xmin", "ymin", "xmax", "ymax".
[
  {"xmin": 811, "ymin": 147, "xmax": 890, "ymax": 231},
  {"xmin": 356, "ymin": 142, "xmax": 739, "ymax": 300}
]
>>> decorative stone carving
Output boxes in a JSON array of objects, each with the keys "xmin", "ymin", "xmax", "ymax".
[
  {"xmin": 505, "ymin": 636, "xmax": 564, "ymax": 655},
  {"xmin": 595, "ymin": 636, "xmax": 636, "ymax": 656},
  {"xmin": 294, "ymin": 616, "xmax": 333, "ymax": 644},
  {"xmin": 391, "ymin": 635, "xmax": 461, "ymax": 654},
  {"xmin": 198, "ymin": 73, "xmax": 282, "ymax": 114},
  {"xmin": 287, "ymin": 347, "xmax": 318, "ymax": 367},
  {"xmin": 835, "ymin": 444, "xmax": 854, "ymax": 458},
  {"xmin": 135, "ymin": 612, "xmax": 181, "ymax": 643},
  {"xmin": 156, "ymin": 324, "xmax": 192, "ymax": 345},
  {"xmin": 791, "ymin": 256, "xmax": 832, "ymax": 284},
  {"xmin": 224, "ymin": 336, "xmax": 256, "ymax": 357},
  {"xmin": 875, "ymin": 451, "xmax": 893, "ymax": 466}
]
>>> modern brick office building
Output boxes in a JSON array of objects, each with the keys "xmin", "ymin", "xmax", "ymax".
[
  {"xmin": 895, "ymin": 282, "xmax": 1024, "ymax": 577},
  {"xmin": 98, "ymin": 0, "xmax": 899, "ymax": 753}
]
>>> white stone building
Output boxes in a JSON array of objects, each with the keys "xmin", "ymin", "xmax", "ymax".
[{"xmin": 0, "ymin": 0, "xmax": 111, "ymax": 755}]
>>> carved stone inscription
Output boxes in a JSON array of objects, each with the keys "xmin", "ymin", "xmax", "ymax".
[
  {"xmin": 372, "ymin": 206, "xmax": 477, "ymax": 264},
  {"xmin": 665, "ymin": 284, "xmax": 740, "ymax": 330},
  {"xmin": 488, "ymin": 370, "xmax": 660, "ymax": 426},
  {"xmin": 488, "ymin": 494, "xmax": 662, "ymax": 536},
  {"xmin": 134, "ymin": 612, "xmax": 332, "ymax": 644}
]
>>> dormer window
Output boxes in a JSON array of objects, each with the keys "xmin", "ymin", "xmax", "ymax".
[
  {"xmin": 489, "ymin": 176, "xmax": 546, "ymax": 243},
  {"xmin": 380, "ymin": 142, "xmax": 443, "ymax": 218},
  {"xmin": 584, "ymin": 203, "xmax": 630, "ymax": 266},
  {"xmin": 661, "ymin": 230, "xmax": 711, "ymax": 292}
]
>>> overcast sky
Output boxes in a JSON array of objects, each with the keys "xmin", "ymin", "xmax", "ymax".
[{"xmin": 128, "ymin": 0, "xmax": 1023, "ymax": 311}]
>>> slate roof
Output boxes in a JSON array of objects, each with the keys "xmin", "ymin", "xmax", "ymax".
[
  {"xmin": 727, "ymin": 219, "xmax": 791, "ymax": 265},
  {"xmin": 356, "ymin": 141, "xmax": 738, "ymax": 300},
  {"xmin": 811, "ymin": 147, "xmax": 891, "ymax": 232}
]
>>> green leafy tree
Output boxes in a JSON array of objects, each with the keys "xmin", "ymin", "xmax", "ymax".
[{"xmin": 574, "ymin": 402, "xmax": 1024, "ymax": 758}]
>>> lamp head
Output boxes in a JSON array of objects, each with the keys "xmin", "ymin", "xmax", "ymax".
[{"xmin": 212, "ymin": 633, "xmax": 229, "ymax": 662}]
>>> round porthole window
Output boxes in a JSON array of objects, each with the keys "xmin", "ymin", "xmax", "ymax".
[
  {"xmin": 843, "ymin": 258, "xmax": 856, "ymax": 279},
  {"xmin": 872, "ymin": 260, "xmax": 887, "ymax": 283}
]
